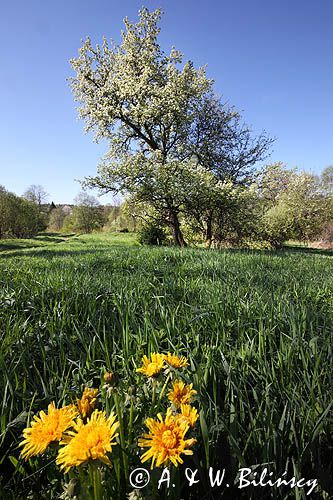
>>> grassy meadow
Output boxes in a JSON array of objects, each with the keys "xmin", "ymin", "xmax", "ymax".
[{"xmin": 0, "ymin": 232, "xmax": 332, "ymax": 499}]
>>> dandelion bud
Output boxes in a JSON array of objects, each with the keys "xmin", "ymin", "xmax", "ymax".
[{"xmin": 103, "ymin": 371, "xmax": 119, "ymax": 386}]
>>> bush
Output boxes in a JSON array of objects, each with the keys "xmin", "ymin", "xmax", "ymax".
[
  {"xmin": 261, "ymin": 203, "xmax": 292, "ymax": 248},
  {"xmin": 0, "ymin": 189, "xmax": 46, "ymax": 238},
  {"xmin": 138, "ymin": 222, "xmax": 166, "ymax": 245}
]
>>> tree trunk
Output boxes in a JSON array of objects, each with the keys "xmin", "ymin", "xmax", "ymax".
[
  {"xmin": 169, "ymin": 211, "xmax": 187, "ymax": 247},
  {"xmin": 205, "ymin": 215, "xmax": 213, "ymax": 249}
]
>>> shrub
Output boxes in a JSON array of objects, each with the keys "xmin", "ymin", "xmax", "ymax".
[
  {"xmin": 0, "ymin": 189, "xmax": 46, "ymax": 238},
  {"xmin": 138, "ymin": 222, "xmax": 166, "ymax": 245},
  {"xmin": 261, "ymin": 203, "xmax": 292, "ymax": 248}
]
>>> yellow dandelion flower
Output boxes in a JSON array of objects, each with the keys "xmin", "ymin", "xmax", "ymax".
[
  {"xmin": 77, "ymin": 387, "xmax": 98, "ymax": 417},
  {"xmin": 136, "ymin": 353, "xmax": 165, "ymax": 377},
  {"xmin": 19, "ymin": 402, "xmax": 78, "ymax": 460},
  {"xmin": 168, "ymin": 380, "xmax": 197, "ymax": 407},
  {"xmin": 138, "ymin": 409, "xmax": 196, "ymax": 468},
  {"xmin": 175, "ymin": 404, "xmax": 199, "ymax": 428},
  {"xmin": 164, "ymin": 352, "xmax": 189, "ymax": 369},
  {"xmin": 56, "ymin": 410, "xmax": 119, "ymax": 472}
]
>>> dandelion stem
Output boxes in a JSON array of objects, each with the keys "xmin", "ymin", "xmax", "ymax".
[
  {"xmin": 128, "ymin": 400, "xmax": 134, "ymax": 442},
  {"xmin": 88, "ymin": 461, "xmax": 102, "ymax": 500},
  {"xmin": 113, "ymin": 390, "xmax": 129, "ymax": 481},
  {"xmin": 158, "ymin": 373, "xmax": 171, "ymax": 402},
  {"xmin": 152, "ymin": 379, "xmax": 157, "ymax": 407}
]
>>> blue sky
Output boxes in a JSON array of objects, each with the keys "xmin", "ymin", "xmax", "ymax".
[{"xmin": 0, "ymin": 0, "xmax": 332, "ymax": 204}]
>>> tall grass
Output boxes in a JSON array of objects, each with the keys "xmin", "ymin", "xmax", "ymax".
[{"xmin": 0, "ymin": 233, "xmax": 332, "ymax": 498}]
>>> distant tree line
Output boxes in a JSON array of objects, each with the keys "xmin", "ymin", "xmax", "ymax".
[
  {"xmin": 0, "ymin": 185, "xmax": 136, "ymax": 239},
  {"xmin": 48, "ymin": 192, "xmax": 137, "ymax": 234},
  {"xmin": 0, "ymin": 185, "xmax": 48, "ymax": 238}
]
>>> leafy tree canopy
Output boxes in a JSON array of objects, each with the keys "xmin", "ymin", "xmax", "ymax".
[{"xmin": 70, "ymin": 8, "xmax": 272, "ymax": 246}]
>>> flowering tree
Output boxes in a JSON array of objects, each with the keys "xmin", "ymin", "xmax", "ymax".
[
  {"xmin": 70, "ymin": 8, "xmax": 212, "ymax": 246},
  {"xmin": 70, "ymin": 8, "xmax": 271, "ymax": 246}
]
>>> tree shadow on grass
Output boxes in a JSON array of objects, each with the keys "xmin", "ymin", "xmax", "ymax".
[
  {"xmin": 36, "ymin": 232, "xmax": 76, "ymax": 238},
  {"xmin": 0, "ymin": 233, "xmax": 78, "ymax": 252},
  {"xmin": 0, "ymin": 246, "xmax": 128, "ymax": 259},
  {"xmin": 0, "ymin": 241, "xmax": 38, "ymax": 251},
  {"xmin": 208, "ymin": 245, "xmax": 333, "ymax": 258},
  {"xmin": 280, "ymin": 245, "xmax": 333, "ymax": 257},
  {"xmin": 1, "ymin": 239, "xmax": 332, "ymax": 259}
]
